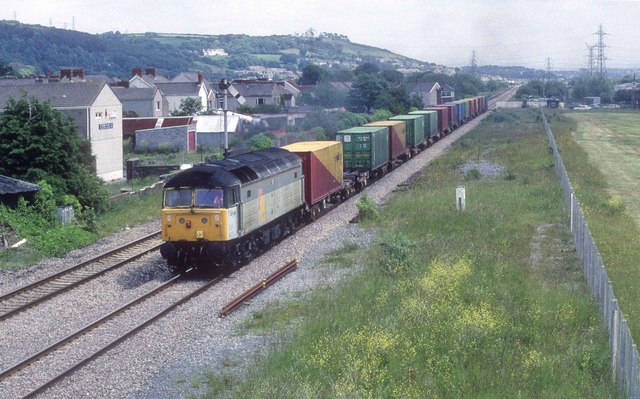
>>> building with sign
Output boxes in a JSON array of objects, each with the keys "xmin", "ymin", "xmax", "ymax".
[{"xmin": 0, "ymin": 82, "xmax": 123, "ymax": 180}]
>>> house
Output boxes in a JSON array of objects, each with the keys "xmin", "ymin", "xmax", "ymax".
[
  {"xmin": 0, "ymin": 175, "xmax": 40, "ymax": 208},
  {"xmin": 405, "ymin": 81, "xmax": 441, "ymax": 107},
  {"xmin": 129, "ymin": 68, "xmax": 216, "ymax": 114},
  {"xmin": 441, "ymin": 84, "xmax": 455, "ymax": 103},
  {"xmin": 113, "ymin": 87, "xmax": 167, "ymax": 117},
  {"xmin": 0, "ymin": 82, "xmax": 124, "ymax": 181},
  {"xmin": 221, "ymin": 79, "xmax": 297, "ymax": 112}
]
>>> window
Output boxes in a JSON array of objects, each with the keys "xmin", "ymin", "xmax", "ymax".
[
  {"xmin": 156, "ymin": 101, "xmax": 161, "ymax": 111},
  {"xmin": 257, "ymin": 98, "xmax": 265, "ymax": 105},
  {"xmin": 195, "ymin": 188, "xmax": 224, "ymax": 208},
  {"xmin": 164, "ymin": 189, "xmax": 192, "ymax": 207},
  {"xmin": 95, "ymin": 111, "xmax": 103, "ymax": 118},
  {"xmin": 247, "ymin": 189, "xmax": 252, "ymax": 198}
]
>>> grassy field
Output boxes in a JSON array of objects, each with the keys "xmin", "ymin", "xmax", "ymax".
[
  {"xmin": 203, "ymin": 110, "xmax": 621, "ymax": 398},
  {"xmin": 550, "ymin": 110, "xmax": 640, "ymax": 344},
  {"xmin": 565, "ymin": 111, "xmax": 640, "ymax": 225}
]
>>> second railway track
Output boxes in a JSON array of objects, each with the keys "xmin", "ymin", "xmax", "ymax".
[
  {"xmin": 0, "ymin": 269, "xmax": 221, "ymax": 399},
  {"xmin": 0, "ymin": 231, "xmax": 163, "ymax": 321}
]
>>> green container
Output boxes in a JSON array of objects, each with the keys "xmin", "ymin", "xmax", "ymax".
[
  {"xmin": 336, "ymin": 126, "xmax": 389, "ymax": 172},
  {"xmin": 390, "ymin": 115, "xmax": 425, "ymax": 148},
  {"xmin": 409, "ymin": 110, "xmax": 437, "ymax": 139}
]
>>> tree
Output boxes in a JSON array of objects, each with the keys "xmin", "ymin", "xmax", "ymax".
[
  {"xmin": 299, "ymin": 64, "xmax": 324, "ymax": 85},
  {"xmin": 171, "ymin": 97, "xmax": 203, "ymax": 116},
  {"xmin": 354, "ymin": 62, "xmax": 380, "ymax": 76},
  {"xmin": 570, "ymin": 77, "xmax": 613, "ymax": 103},
  {"xmin": 0, "ymin": 95, "xmax": 108, "ymax": 211},
  {"xmin": 347, "ymin": 74, "xmax": 387, "ymax": 113}
]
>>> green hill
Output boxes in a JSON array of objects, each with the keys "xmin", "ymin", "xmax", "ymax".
[{"xmin": 0, "ymin": 20, "xmax": 434, "ymax": 80}]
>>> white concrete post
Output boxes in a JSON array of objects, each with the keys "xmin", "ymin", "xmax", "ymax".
[{"xmin": 456, "ymin": 186, "xmax": 466, "ymax": 211}]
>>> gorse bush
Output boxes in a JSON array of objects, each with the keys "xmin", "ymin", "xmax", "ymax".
[{"xmin": 356, "ymin": 194, "xmax": 380, "ymax": 222}]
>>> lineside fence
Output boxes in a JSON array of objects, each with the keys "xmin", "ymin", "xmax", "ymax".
[{"xmin": 541, "ymin": 111, "xmax": 639, "ymax": 397}]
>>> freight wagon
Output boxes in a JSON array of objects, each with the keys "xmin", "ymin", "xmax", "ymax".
[
  {"xmin": 409, "ymin": 110, "xmax": 438, "ymax": 144},
  {"xmin": 364, "ymin": 120, "xmax": 409, "ymax": 165},
  {"xmin": 389, "ymin": 114, "xmax": 425, "ymax": 153}
]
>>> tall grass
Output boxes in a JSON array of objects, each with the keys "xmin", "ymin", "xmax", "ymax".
[{"xmin": 204, "ymin": 109, "xmax": 620, "ymax": 398}]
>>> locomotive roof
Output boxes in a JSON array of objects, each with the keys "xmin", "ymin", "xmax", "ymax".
[{"xmin": 163, "ymin": 147, "xmax": 301, "ymax": 188}]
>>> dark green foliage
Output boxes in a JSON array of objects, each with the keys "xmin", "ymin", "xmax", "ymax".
[
  {"xmin": 170, "ymin": 97, "xmax": 203, "ymax": 116},
  {"xmin": 298, "ymin": 64, "xmax": 325, "ymax": 85},
  {"xmin": 569, "ymin": 76, "xmax": 614, "ymax": 103},
  {"xmin": 516, "ymin": 80, "xmax": 569, "ymax": 100},
  {"xmin": 376, "ymin": 232, "xmax": 414, "ymax": 275},
  {"xmin": 465, "ymin": 168, "xmax": 481, "ymax": 180},
  {"xmin": 0, "ymin": 21, "xmax": 430, "ymax": 79},
  {"xmin": 249, "ymin": 134, "xmax": 273, "ymax": 151},
  {"xmin": 356, "ymin": 193, "xmax": 380, "ymax": 222},
  {"xmin": 0, "ymin": 95, "xmax": 108, "ymax": 212},
  {"xmin": 0, "ymin": 193, "xmax": 96, "ymax": 258}
]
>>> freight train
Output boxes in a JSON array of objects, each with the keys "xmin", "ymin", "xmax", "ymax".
[{"xmin": 160, "ymin": 96, "xmax": 489, "ymax": 272}]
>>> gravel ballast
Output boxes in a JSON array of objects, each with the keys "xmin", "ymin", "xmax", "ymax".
[{"xmin": 0, "ymin": 110, "xmax": 495, "ymax": 398}]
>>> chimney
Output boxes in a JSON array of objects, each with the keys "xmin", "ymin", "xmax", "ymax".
[
  {"xmin": 72, "ymin": 68, "xmax": 84, "ymax": 79},
  {"xmin": 198, "ymin": 72, "xmax": 203, "ymax": 84},
  {"xmin": 145, "ymin": 67, "xmax": 156, "ymax": 77},
  {"xmin": 132, "ymin": 67, "xmax": 142, "ymax": 77}
]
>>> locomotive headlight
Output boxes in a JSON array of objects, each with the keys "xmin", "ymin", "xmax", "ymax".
[{"xmin": 201, "ymin": 217, "xmax": 208, "ymax": 224}]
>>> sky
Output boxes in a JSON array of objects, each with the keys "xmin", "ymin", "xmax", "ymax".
[{"xmin": 4, "ymin": 0, "xmax": 640, "ymax": 70}]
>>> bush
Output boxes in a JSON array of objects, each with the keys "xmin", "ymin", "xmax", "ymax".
[
  {"xmin": 356, "ymin": 194, "xmax": 379, "ymax": 222},
  {"xmin": 465, "ymin": 168, "xmax": 481, "ymax": 180},
  {"xmin": 377, "ymin": 232, "xmax": 414, "ymax": 275}
]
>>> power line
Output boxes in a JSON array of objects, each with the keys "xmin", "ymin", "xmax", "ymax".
[
  {"xmin": 469, "ymin": 50, "xmax": 478, "ymax": 74},
  {"xmin": 594, "ymin": 24, "xmax": 608, "ymax": 77}
]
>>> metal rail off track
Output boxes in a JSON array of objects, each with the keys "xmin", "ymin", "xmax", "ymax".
[{"xmin": 0, "ymin": 231, "xmax": 163, "ymax": 321}]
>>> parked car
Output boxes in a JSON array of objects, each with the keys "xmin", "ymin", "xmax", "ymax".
[
  {"xmin": 602, "ymin": 104, "xmax": 621, "ymax": 109},
  {"xmin": 573, "ymin": 105, "xmax": 591, "ymax": 110}
]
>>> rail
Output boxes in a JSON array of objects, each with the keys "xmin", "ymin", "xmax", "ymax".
[
  {"xmin": 2, "ymin": 270, "xmax": 221, "ymax": 399},
  {"xmin": 0, "ymin": 231, "xmax": 162, "ymax": 321},
  {"xmin": 219, "ymin": 259, "xmax": 298, "ymax": 318}
]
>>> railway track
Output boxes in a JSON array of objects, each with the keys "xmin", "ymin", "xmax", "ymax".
[
  {"xmin": 0, "ymin": 269, "xmax": 222, "ymax": 399},
  {"xmin": 0, "ymin": 231, "xmax": 162, "ymax": 321}
]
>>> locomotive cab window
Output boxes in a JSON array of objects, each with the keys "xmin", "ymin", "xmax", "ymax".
[
  {"xmin": 195, "ymin": 188, "xmax": 224, "ymax": 208},
  {"xmin": 164, "ymin": 189, "xmax": 192, "ymax": 207}
]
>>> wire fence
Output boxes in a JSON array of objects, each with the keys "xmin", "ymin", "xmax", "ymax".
[{"xmin": 541, "ymin": 111, "xmax": 639, "ymax": 397}]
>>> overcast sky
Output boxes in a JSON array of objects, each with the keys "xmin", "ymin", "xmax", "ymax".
[{"xmin": 4, "ymin": 0, "xmax": 640, "ymax": 70}]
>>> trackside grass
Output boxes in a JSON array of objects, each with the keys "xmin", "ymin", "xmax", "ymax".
[
  {"xmin": 203, "ymin": 109, "xmax": 621, "ymax": 398},
  {"xmin": 549, "ymin": 110, "xmax": 640, "ymax": 345}
]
